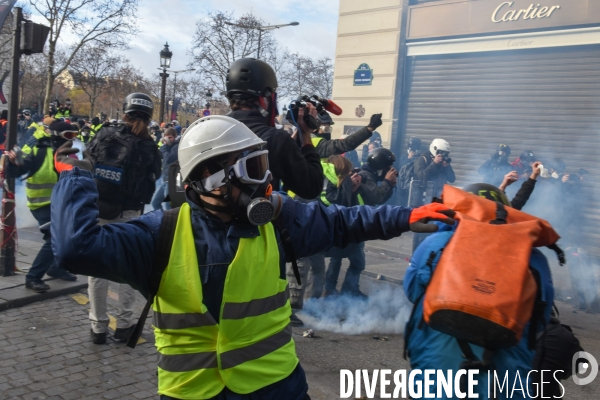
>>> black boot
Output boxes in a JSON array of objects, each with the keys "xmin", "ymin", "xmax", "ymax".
[{"xmin": 91, "ymin": 330, "xmax": 107, "ymax": 344}]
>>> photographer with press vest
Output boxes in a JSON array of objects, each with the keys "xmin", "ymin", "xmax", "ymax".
[
  {"xmin": 226, "ymin": 58, "xmax": 323, "ymax": 200},
  {"xmin": 83, "ymin": 92, "xmax": 161, "ymax": 344}
]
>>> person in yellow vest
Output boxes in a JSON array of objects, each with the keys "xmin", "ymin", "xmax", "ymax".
[
  {"xmin": 320, "ymin": 155, "xmax": 369, "ymax": 298},
  {"xmin": 89, "ymin": 116, "xmax": 103, "ymax": 137},
  {"xmin": 287, "ymin": 112, "xmax": 381, "ymax": 323},
  {"xmin": 50, "ymin": 115, "xmax": 454, "ymax": 399},
  {"xmin": 4, "ymin": 120, "xmax": 78, "ymax": 292}
]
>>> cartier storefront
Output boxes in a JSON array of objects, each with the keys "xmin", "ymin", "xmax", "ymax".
[{"xmin": 391, "ymin": 0, "xmax": 600, "ymax": 254}]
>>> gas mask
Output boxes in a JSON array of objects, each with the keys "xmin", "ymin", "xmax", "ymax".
[{"xmin": 191, "ymin": 150, "xmax": 283, "ymax": 226}]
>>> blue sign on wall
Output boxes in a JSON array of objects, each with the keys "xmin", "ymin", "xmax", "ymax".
[{"xmin": 354, "ymin": 63, "xmax": 373, "ymax": 86}]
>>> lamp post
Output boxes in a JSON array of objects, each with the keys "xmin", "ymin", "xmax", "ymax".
[
  {"xmin": 224, "ymin": 21, "xmax": 299, "ymax": 59},
  {"xmin": 169, "ymin": 68, "xmax": 195, "ymax": 121},
  {"xmin": 158, "ymin": 43, "xmax": 172, "ymax": 124},
  {"xmin": 205, "ymin": 89, "xmax": 212, "ymax": 109}
]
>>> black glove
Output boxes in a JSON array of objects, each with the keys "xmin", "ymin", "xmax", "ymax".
[
  {"xmin": 54, "ymin": 141, "xmax": 94, "ymax": 173},
  {"xmin": 368, "ymin": 113, "xmax": 382, "ymax": 130}
]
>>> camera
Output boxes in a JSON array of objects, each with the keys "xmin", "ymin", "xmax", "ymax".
[
  {"xmin": 287, "ymin": 95, "xmax": 343, "ymax": 131},
  {"xmin": 352, "ymin": 168, "xmax": 361, "ymax": 174},
  {"xmin": 287, "ymin": 95, "xmax": 323, "ymax": 130}
]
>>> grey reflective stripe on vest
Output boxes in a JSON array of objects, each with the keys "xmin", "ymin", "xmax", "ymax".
[
  {"xmin": 152, "ymin": 312, "xmax": 217, "ymax": 330},
  {"xmin": 27, "ymin": 196, "xmax": 52, "ymax": 204},
  {"xmin": 158, "ymin": 351, "xmax": 218, "ymax": 372},
  {"xmin": 220, "ymin": 324, "xmax": 292, "ymax": 370},
  {"xmin": 221, "ymin": 287, "xmax": 289, "ymax": 320},
  {"xmin": 26, "ymin": 182, "xmax": 56, "ymax": 190}
]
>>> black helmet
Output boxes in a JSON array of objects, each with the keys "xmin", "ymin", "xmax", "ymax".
[
  {"xmin": 317, "ymin": 112, "xmax": 334, "ymax": 125},
  {"xmin": 462, "ymin": 183, "xmax": 511, "ymax": 206},
  {"xmin": 407, "ymin": 137, "xmax": 422, "ymax": 152},
  {"xmin": 123, "ymin": 93, "xmax": 153, "ymax": 119},
  {"xmin": 367, "ymin": 148, "xmax": 396, "ymax": 170},
  {"xmin": 497, "ymin": 144, "xmax": 511, "ymax": 155},
  {"xmin": 520, "ymin": 150, "xmax": 535, "ymax": 163},
  {"xmin": 226, "ymin": 58, "xmax": 278, "ymax": 99}
]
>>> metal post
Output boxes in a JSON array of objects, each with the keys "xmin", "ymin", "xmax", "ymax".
[
  {"xmin": 257, "ymin": 29, "xmax": 262, "ymax": 59},
  {"xmin": 159, "ymin": 69, "xmax": 169, "ymax": 123},
  {"xmin": 0, "ymin": 7, "xmax": 23, "ymax": 276},
  {"xmin": 171, "ymin": 72, "xmax": 178, "ymax": 122}
]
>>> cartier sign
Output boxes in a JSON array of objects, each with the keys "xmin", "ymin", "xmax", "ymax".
[
  {"xmin": 407, "ymin": 0, "xmax": 600, "ymax": 40},
  {"xmin": 492, "ymin": 2, "xmax": 561, "ymax": 23}
]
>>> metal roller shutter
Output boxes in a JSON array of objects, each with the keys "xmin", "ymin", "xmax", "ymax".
[{"xmin": 401, "ymin": 44, "xmax": 600, "ymax": 257}]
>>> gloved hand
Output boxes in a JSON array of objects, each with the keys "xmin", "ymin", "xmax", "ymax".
[
  {"xmin": 409, "ymin": 203, "xmax": 456, "ymax": 233},
  {"xmin": 54, "ymin": 141, "xmax": 93, "ymax": 173},
  {"xmin": 367, "ymin": 113, "xmax": 382, "ymax": 130}
]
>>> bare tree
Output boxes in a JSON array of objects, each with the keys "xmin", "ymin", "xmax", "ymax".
[
  {"xmin": 70, "ymin": 44, "xmax": 119, "ymax": 118},
  {"xmin": 29, "ymin": 0, "xmax": 139, "ymax": 113},
  {"xmin": 278, "ymin": 53, "xmax": 334, "ymax": 101},
  {"xmin": 188, "ymin": 12, "xmax": 278, "ymax": 95}
]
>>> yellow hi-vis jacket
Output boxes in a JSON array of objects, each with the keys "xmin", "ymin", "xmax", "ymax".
[
  {"xmin": 152, "ymin": 203, "xmax": 298, "ymax": 399},
  {"xmin": 24, "ymin": 145, "xmax": 57, "ymax": 210}
]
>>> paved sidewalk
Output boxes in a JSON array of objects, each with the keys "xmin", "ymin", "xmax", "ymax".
[{"xmin": 0, "ymin": 227, "xmax": 87, "ymax": 312}]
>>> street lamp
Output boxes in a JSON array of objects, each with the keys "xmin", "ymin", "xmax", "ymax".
[
  {"xmin": 224, "ymin": 21, "xmax": 299, "ymax": 59},
  {"xmin": 158, "ymin": 43, "xmax": 172, "ymax": 123},
  {"xmin": 205, "ymin": 89, "xmax": 212, "ymax": 109}
]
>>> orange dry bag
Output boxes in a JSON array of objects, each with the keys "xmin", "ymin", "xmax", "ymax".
[{"xmin": 423, "ymin": 185, "xmax": 562, "ymax": 350}]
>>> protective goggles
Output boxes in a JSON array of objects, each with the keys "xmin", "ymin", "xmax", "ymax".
[
  {"xmin": 54, "ymin": 130, "xmax": 78, "ymax": 140},
  {"xmin": 200, "ymin": 150, "xmax": 270, "ymax": 192}
]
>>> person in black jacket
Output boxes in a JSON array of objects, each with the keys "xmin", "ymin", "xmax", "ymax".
[
  {"xmin": 312, "ymin": 111, "xmax": 381, "ymax": 160},
  {"xmin": 358, "ymin": 148, "xmax": 398, "ymax": 207},
  {"xmin": 151, "ymin": 127, "xmax": 179, "ymax": 210},
  {"xmin": 84, "ymin": 93, "xmax": 162, "ymax": 345},
  {"xmin": 413, "ymin": 138, "xmax": 455, "ymax": 199},
  {"xmin": 226, "ymin": 58, "xmax": 323, "ymax": 200},
  {"xmin": 498, "ymin": 161, "xmax": 541, "ymax": 211},
  {"xmin": 478, "ymin": 144, "xmax": 513, "ymax": 187}
]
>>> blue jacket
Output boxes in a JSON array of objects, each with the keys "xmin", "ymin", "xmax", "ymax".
[
  {"xmin": 403, "ymin": 223, "xmax": 555, "ymax": 400},
  {"xmin": 51, "ymin": 168, "xmax": 413, "ymax": 400},
  {"xmin": 159, "ymin": 138, "xmax": 179, "ymax": 181}
]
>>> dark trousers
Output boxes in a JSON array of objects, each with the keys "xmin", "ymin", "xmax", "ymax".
[
  {"xmin": 26, "ymin": 205, "xmax": 58, "ymax": 282},
  {"xmin": 325, "ymin": 242, "xmax": 366, "ymax": 293}
]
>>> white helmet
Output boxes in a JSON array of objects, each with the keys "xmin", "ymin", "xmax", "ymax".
[
  {"xmin": 178, "ymin": 115, "xmax": 266, "ymax": 182},
  {"xmin": 430, "ymin": 138, "xmax": 451, "ymax": 157}
]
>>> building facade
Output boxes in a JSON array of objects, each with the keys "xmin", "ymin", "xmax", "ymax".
[{"xmin": 333, "ymin": 0, "xmax": 600, "ymax": 247}]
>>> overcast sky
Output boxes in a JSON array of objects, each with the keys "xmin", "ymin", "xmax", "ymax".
[{"xmin": 29, "ymin": 0, "xmax": 341, "ymax": 78}]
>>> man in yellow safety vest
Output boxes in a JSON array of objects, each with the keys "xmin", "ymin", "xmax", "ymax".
[{"xmin": 50, "ymin": 115, "xmax": 454, "ymax": 399}]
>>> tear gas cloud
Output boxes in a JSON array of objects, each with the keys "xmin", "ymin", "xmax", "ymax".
[
  {"xmin": 299, "ymin": 284, "xmax": 412, "ymax": 335},
  {"xmin": 12, "ymin": 182, "xmax": 38, "ymax": 229}
]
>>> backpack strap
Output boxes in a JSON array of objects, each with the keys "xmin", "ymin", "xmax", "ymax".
[
  {"xmin": 271, "ymin": 216, "xmax": 301, "ymax": 285},
  {"xmin": 457, "ymin": 340, "xmax": 496, "ymax": 398},
  {"xmin": 126, "ymin": 207, "xmax": 180, "ymax": 348},
  {"xmin": 528, "ymin": 267, "xmax": 547, "ymax": 350},
  {"xmin": 490, "ymin": 202, "xmax": 508, "ymax": 225}
]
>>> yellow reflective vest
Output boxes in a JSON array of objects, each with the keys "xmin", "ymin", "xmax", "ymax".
[
  {"xmin": 319, "ymin": 160, "xmax": 364, "ymax": 206},
  {"xmin": 22, "ymin": 124, "xmax": 50, "ymax": 155},
  {"xmin": 24, "ymin": 145, "xmax": 57, "ymax": 210},
  {"xmin": 90, "ymin": 123, "xmax": 103, "ymax": 137},
  {"xmin": 153, "ymin": 203, "xmax": 298, "ymax": 399}
]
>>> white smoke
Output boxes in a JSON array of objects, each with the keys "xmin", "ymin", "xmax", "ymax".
[
  {"xmin": 14, "ymin": 182, "xmax": 39, "ymax": 229},
  {"xmin": 298, "ymin": 284, "xmax": 413, "ymax": 335}
]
